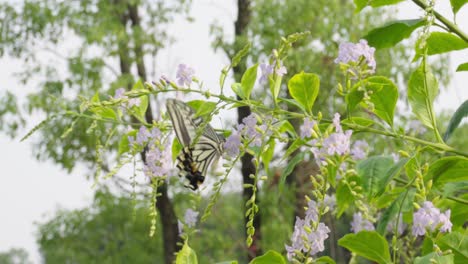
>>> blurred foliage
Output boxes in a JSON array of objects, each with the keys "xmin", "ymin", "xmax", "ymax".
[
  {"xmin": 0, "ymin": 248, "xmax": 32, "ymax": 264},
  {"xmin": 0, "ymin": 0, "xmax": 191, "ymax": 173},
  {"xmin": 212, "ymin": 0, "xmax": 449, "ymax": 114}
]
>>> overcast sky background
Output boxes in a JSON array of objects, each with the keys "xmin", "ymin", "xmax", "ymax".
[{"xmin": 1, "ymin": 0, "xmax": 467, "ymax": 262}]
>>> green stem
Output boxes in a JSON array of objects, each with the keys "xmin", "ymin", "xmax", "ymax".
[
  {"xmin": 344, "ymin": 122, "xmax": 468, "ymax": 157},
  {"xmin": 393, "ymin": 177, "xmax": 468, "ymax": 205},
  {"xmin": 411, "ymin": 0, "xmax": 468, "ymax": 43}
]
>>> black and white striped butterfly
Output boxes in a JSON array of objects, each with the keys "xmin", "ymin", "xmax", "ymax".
[{"xmin": 166, "ymin": 99, "xmax": 224, "ymax": 190}]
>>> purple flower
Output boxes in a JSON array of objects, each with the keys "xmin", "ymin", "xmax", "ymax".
[
  {"xmin": 351, "ymin": 140, "xmax": 369, "ymax": 160},
  {"xmin": 333, "ymin": 113, "xmax": 342, "ymax": 133},
  {"xmin": 285, "ymin": 215, "xmax": 330, "ymax": 261},
  {"xmin": 136, "ymin": 126, "xmax": 151, "ymax": 145},
  {"xmin": 176, "ymin": 64, "xmax": 195, "ymax": 86},
  {"xmin": 335, "ymin": 39, "xmax": 376, "ymax": 73},
  {"xmin": 128, "ymin": 98, "xmax": 141, "ymax": 108},
  {"xmin": 391, "ymin": 153, "xmax": 399, "ymax": 162},
  {"xmin": 412, "ymin": 201, "xmax": 452, "ymax": 236},
  {"xmin": 259, "ymin": 63, "xmax": 274, "ymax": 84},
  {"xmin": 322, "ymin": 130, "xmax": 352, "ymax": 156},
  {"xmin": 300, "ymin": 117, "xmax": 316, "ymax": 139},
  {"xmin": 143, "ymin": 135, "xmax": 171, "ymax": 178},
  {"xmin": 439, "ymin": 210, "xmax": 452, "ymax": 233},
  {"xmin": 276, "ymin": 65, "xmax": 287, "ymax": 76},
  {"xmin": 350, "ymin": 212, "xmax": 375, "ymax": 233},
  {"xmin": 114, "ymin": 88, "xmax": 126, "ymax": 99},
  {"xmin": 386, "ymin": 215, "xmax": 406, "ymax": 235},
  {"xmin": 224, "ymin": 128, "xmax": 242, "ymax": 157},
  {"xmin": 184, "ymin": 208, "xmax": 199, "ymax": 228},
  {"xmin": 305, "ymin": 200, "xmax": 319, "ymax": 223},
  {"xmin": 323, "ymin": 194, "xmax": 336, "ymax": 212}
]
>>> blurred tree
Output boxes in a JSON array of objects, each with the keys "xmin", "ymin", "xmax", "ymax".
[
  {"xmin": 37, "ymin": 189, "xmax": 248, "ymax": 263},
  {"xmin": 0, "ymin": 1, "xmax": 192, "ymax": 263},
  {"xmin": 0, "ymin": 248, "xmax": 32, "ymax": 264}
]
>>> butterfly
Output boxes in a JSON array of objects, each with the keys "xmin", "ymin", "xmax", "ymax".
[{"xmin": 166, "ymin": 99, "xmax": 224, "ymax": 190}]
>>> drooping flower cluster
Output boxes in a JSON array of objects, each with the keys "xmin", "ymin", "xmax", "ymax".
[
  {"xmin": 113, "ymin": 88, "xmax": 141, "ymax": 110},
  {"xmin": 350, "ymin": 212, "xmax": 375, "ymax": 233},
  {"xmin": 386, "ymin": 214, "xmax": 406, "ymax": 235},
  {"xmin": 285, "ymin": 200, "xmax": 331, "ymax": 261},
  {"xmin": 412, "ymin": 201, "xmax": 452, "ymax": 236},
  {"xmin": 176, "ymin": 64, "xmax": 195, "ymax": 87},
  {"xmin": 335, "ymin": 39, "xmax": 376, "ymax": 74},
  {"xmin": 224, "ymin": 113, "xmax": 271, "ymax": 158},
  {"xmin": 129, "ymin": 126, "xmax": 171, "ymax": 178}
]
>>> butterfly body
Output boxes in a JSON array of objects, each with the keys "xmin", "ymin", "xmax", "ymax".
[{"xmin": 166, "ymin": 99, "xmax": 224, "ymax": 190}]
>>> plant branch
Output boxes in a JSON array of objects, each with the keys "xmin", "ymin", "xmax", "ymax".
[{"xmin": 411, "ymin": 0, "xmax": 468, "ymax": 42}]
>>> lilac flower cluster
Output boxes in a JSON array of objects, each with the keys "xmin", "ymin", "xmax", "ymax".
[
  {"xmin": 259, "ymin": 61, "xmax": 287, "ymax": 85},
  {"xmin": 285, "ymin": 200, "xmax": 331, "ymax": 261},
  {"xmin": 412, "ymin": 201, "xmax": 452, "ymax": 236},
  {"xmin": 335, "ymin": 39, "xmax": 376, "ymax": 74},
  {"xmin": 351, "ymin": 140, "xmax": 369, "ymax": 160},
  {"xmin": 176, "ymin": 64, "xmax": 195, "ymax": 87},
  {"xmin": 304, "ymin": 113, "xmax": 354, "ymax": 165},
  {"xmin": 114, "ymin": 88, "xmax": 141, "ymax": 110},
  {"xmin": 128, "ymin": 126, "xmax": 171, "ymax": 178},
  {"xmin": 224, "ymin": 113, "xmax": 271, "ymax": 158},
  {"xmin": 300, "ymin": 117, "xmax": 316, "ymax": 139},
  {"xmin": 350, "ymin": 212, "xmax": 375, "ymax": 233},
  {"xmin": 178, "ymin": 208, "xmax": 199, "ymax": 235}
]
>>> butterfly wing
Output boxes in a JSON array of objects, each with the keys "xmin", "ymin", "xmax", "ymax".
[{"xmin": 166, "ymin": 99, "xmax": 224, "ymax": 189}]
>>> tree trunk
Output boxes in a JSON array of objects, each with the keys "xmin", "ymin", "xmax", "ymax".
[
  {"xmin": 124, "ymin": 3, "xmax": 181, "ymax": 264},
  {"xmin": 233, "ymin": 0, "xmax": 262, "ymax": 260}
]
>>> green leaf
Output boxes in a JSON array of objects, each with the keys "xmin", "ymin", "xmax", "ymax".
[
  {"xmin": 175, "ymin": 241, "xmax": 198, "ymax": 264},
  {"xmin": 414, "ymin": 252, "xmax": 454, "ymax": 264},
  {"xmin": 408, "ymin": 61, "xmax": 439, "ymax": 131},
  {"xmin": 437, "ymin": 231, "xmax": 468, "ymax": 264},
  {"xmin": 315, "ymin": 256, "xmax": 336, "ymax": 264},
  {"xmin": 262, "ymin": 139, "xmax": 275, "ymax": 176},
  {"xmin": 249, "ymin": 250, "xmax": 286, "ymax": 264},
  {"xmin": 450, "ymin": 0, "xmax": 468, "ymax": 14},
  {"xmin": 172, "ymin": 137, "xmax": 183, "ymax": 162},
  {"xmin": 416, "ymin": 32, "xmax": 468, "ymax": 59},
  {"xmin": 354, "ymin": 0, "xmax": 404, "ymax": 12},
  {"xmin": 341, "ymin": 117, "xmax": 375, "ymax": 127},
  {"xmin": 92, "ymin": 106, "xmax": 117, "ymax": 120},
  {"xmin": 215, "ymin": 262, "xmax": 238, "ymax": 264},
  {"xmin": 456, "ymin": 62, "xmax": 468, "ymax": 72},
  {"xmin": 186, "ymin": 100, "xmax": 217, "ymax": 117},
  {"xmin": 278, "ymin": 120, "xmax": 297, "ymax": 137},
  {"xmin": 366, "ymin": 76, "xmax": 398, "ymax": 126},
  {"xmin": 231, "ymin": 42, "xmax": 251, "ymax": 68},
  {"xmin": 132, "ymin": 79, "xmax": 144, "ymax": 90},
  {"xmin": 241, "ymin": 64, "xmax": 258, "ymax": 99},
  {"xmin": 336, "ymin": 179, "xmax": 355, "ymax": 217},
  {"xmin": 287, "ymin": 72, "xmax": 320, "ymax": 114},
  {"xmin": 425, "ymin": 156, "xmax": 468, "ymax": 187},
  {"xmin": 118, "ymin": 130, "xmax": 137, "ymax": 156},
  {"xmin": 376, "ymin": 189, "xmax": 414, "ymax": 234},
  {"xmin": 278, "ymin": 97, "xmax": 306, "ymax": 112},
  {"xmin": 139, "ymin": 95, "xmax": 149, "ymax": 115},
  {"xmin": 364, "ymin": 19, "xmax": 424, "ymax": 49},
  {"xmin": 376, "ymin": 158, "xmax": 409, "ymax": 196},
  {"xmin": 444, "ymin": 100, "xmax": 468, "ymax": 141},
  {"xmin": 283, "ymin": 138, "xmax": 305, "ymax": 159},
  {"xmin": 231, "ymin": 83, "xmax": 244, "ymax": 98},
  {"xmin": 279, "ymin": 152, "xmax": 305, "ymax": 192},
  {"xmin": 338, "ymin": 231, "xmax": 392, "ymax": 264},
  {"xmin": 357, "ymin": 156, "xmax": 394, "ymax": 198},
  {"xmin": 347, "ymin": 76, "xmax": 398, "ymax": 126}
]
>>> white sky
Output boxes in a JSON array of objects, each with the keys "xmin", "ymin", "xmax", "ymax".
[{"xmin": 0, "ymin": 1, "xmax": 467, "ymax": 263}]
